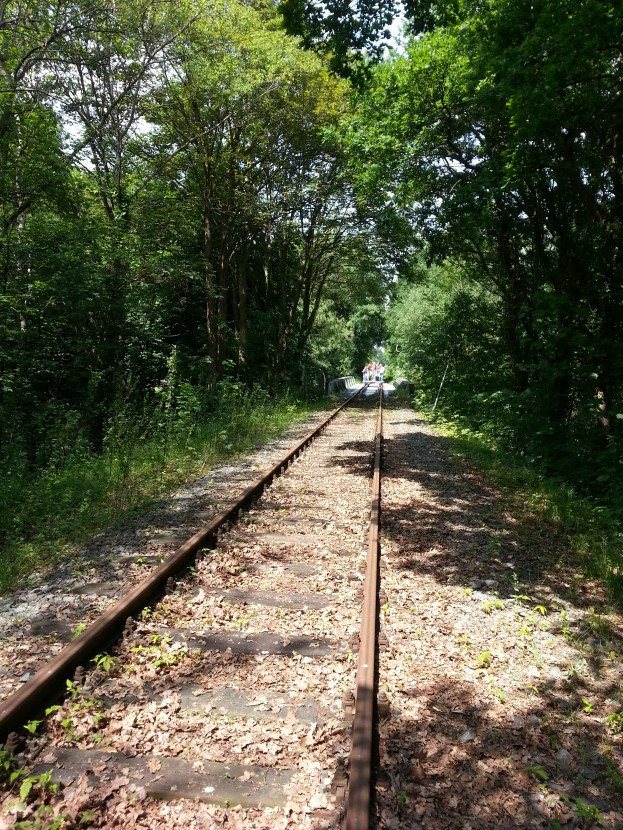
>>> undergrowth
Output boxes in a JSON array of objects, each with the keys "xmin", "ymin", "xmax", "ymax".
[
  {"xmin": 0, "ymin": 382, "xmax": 329, "ymax": 594},
  {"xmin": 413, "ymin": 398, "xmax": 623, "ymax": 607}
]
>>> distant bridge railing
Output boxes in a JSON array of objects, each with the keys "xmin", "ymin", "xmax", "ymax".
[{"xmin": 327, "ymin": 375, "xmax": 359, "ymax": 394}]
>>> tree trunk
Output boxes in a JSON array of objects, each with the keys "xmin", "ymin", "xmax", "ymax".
[
  {"xmin": 236, "ymin": 241, "xmax": 249, "ymax": 365},
  {"xmin": 216, "ymin": 236, "xmax": 229, "ymax": 377},
  {"xmin": 203, "ymin": 210, "xmax": 217, "ymax": 380}
]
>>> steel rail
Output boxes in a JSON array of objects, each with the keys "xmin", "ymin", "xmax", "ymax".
[
  {"xmin": 345, "ymin": 387, "xmax": 383, "ymax": 830},
  {"xmin": 0, "ymin": 385, "xmax": 367, "ymax": 742}
]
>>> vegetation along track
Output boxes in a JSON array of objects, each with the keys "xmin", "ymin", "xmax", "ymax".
[{"xmin": 1, "ymin": 386, "xmax": 387, "ymax": 829}]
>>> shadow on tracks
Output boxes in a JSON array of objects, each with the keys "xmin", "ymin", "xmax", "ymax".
[
  {"xmin": 321, "ymin": 402, "xmax": 623, "ymax": 826},
  {"xmin": 324, "ymin": 404, "xmax": 574, "ymax": 598},
  {"xmin": 379, "ymin": 406, "xmax": 621, "ymax": 624}
]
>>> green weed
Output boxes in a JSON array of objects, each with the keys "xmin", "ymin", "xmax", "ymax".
[
  {"xmin": 0, "ymin": 743, "xmax": 16, "ymax": 782},
  {"xmin": 491, "ymin": 684, "xmax": 506, "ymax": 703},
  {"xmin": 525, "ymin": 763, "xmax": 548, "ymax": 782},
  {"xmin": 531, "ymin": 638, "xmax": 543, "ymax": 668},
  {"xmin": 561, "ymin": 795, "xmax": 602, "ymax": 828},
  {"xmin": 23, "ymin": 720, "xmax": 42, "ymax": 735},
  {"xmin": 582, "ymin": 698, "xmax": 594, "ymax": 714},
  {"xmin": 604, "ymin": 759, "xmax": 623, "ymax": 792},
  {"xmin": 607, "ymin": 712, "xmax": 623, "ymax": 733},
  {"xmin": 71, "ymin": 623, "xmax": 87, "ymax": 641},
  {"xmin": 477, "ymin": 650, "xmax": 492, "ymax": 668},
  {"xmin": 457, "ymin": 632, "xmax": 471, "ymax": 650},
  {"xmin": 130, "ymin": 637, "xmax": 191, "ymax": 670},
  {"xmin": 0, "ymin": 391, "xmax": 326, "ymax": 593},
  {"xmin": 92, "ymin": 653, "xmax": 118, "ymax": 674}
]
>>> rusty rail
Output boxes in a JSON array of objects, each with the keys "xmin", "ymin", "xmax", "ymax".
[
  {"xmin": 0, "ymin": 385, "xmax": 366, "ymax": 742},
  {"xmin": 345, "ymin": 386, "xmax": 382, "ymax": 830}
]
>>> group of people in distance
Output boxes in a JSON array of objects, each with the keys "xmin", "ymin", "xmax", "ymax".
[{"xmin": 363, "ymin": 361, "xmax": 384, "ymax": 383}]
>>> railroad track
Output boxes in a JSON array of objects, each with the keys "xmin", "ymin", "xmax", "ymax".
[{"xmin": 1, "ymin": 386, "xmax": 385, "ymax": 829}]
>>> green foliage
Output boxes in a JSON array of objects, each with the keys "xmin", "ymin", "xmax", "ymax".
[
  {"xmin": 92, "ymin": 653, "xmax": 117, "ymax": 675},
  {"xmin": 72, "ymin": 624, "xmax": 87, "ymax": 641},
  {"xmin": 131, "ymin": 635, "xmax": 190, "ymax": 670},
  {"xmin": 0, "ymin": 743, "xmax": 16, "ymax": 782},
  {"xmin": 349, "ymin": 0, "xmax": 623, "ymax": 518},
  {"xmin": 0, "ymin": 0, "xmax": 370, "ymax": 592},
  {"xmin": 384, "ymin": 252, "xmax": 623, "ymax": 594},
  {"xmin": 491, "ymin": 684, "xmax": 506, "ymax": 704},
  {"xmin": 24, "ymin": 720, "xmax": 42, "ymax": 735},
  {"xmin": 278, "ymin": 0, "xmax": 399, "ymax": 82},
  {"xmin": 607, "ymin": 712, "xmax": 623, "ymax": 734},
  {"xmin": 477, "ymin": 650, "xmax": 491, "ymax": 668},
  {"xmin": 0, "ymin": 383, "xmax": 325, "ymax": 591},
  {"xmin": 604, "ymin": 759, "xmax": 623, "ymax": 793},
  {"xmin": 307, "ymin": 251, "xmax": 388, "ymax": 382},
  {"xmin": 525, "ymin": 763, "xmax": 548, "ymax": 782},
  {"xmin": 582, "ymin": 698, "xmax": 594, "ymax": 715},
  {"xmin": 1, "ymin": 747, "xmax": 60, "ymax": 826},
  {"xmin": 566, "ymin": 797, "xmax": 603, "ymax": 828}
]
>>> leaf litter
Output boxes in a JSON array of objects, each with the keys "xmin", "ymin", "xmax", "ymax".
[
  {"xmin": 6, "ymin": 399, "xmax": 621, "ymax": 828},
  {"xmin": 376, "ymin": 403, "xmax": 623, "ymax": 830},
  {"xmin": 1, "ymin": 403, "xmax": 378, "ymax": 829}
]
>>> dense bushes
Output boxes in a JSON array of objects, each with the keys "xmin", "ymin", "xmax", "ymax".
[
  {"xmin": 386, "ymin": 259, "xmax": 623, "ymax": 516},
  {"xmin": 0, "ymin": 370, "xmax": 316, "ymax": 591},
  {"xmin": 350, "ymin": 0, "xmax": 623, "ymax": 517}
]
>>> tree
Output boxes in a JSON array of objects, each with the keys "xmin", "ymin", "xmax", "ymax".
[
  {"xmin": 349, "ymin": 0, "xmax": 623, "ymax": 486},
  {"xmin": 278, "ymin": 0, "xmax": 397, "ymax": 81},
  {"xmin": 144, "ymin": 0, "xmax": 351, "ymax": 381}
]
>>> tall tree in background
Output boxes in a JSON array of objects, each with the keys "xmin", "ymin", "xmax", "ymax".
[
  {"xmin": 0, "ymin": 0, "xmax": 79, "ymax": 455},
  {"xmin": 145, "ymin": 1, "xmax": 352, "ymax": 381},
  {"xmin": 0, "ymin": 0, "xmax": 370, "ymax": 469},
  {"xmin": 52, "ymin": 0, "xmax": 195, "ymax": 424},
  {"xmin": 350, "ymin": 0, "xmax": 623, "ymax": 487},
  {"xmin": 279, "ymin": 0, "xmax": 397, "ymax": 81}
]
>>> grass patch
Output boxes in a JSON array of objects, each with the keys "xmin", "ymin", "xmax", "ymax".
[
  {"xmin": 415, "ymin": 400, "xmax": 623, "ymax": 607},
  {"xmin": 0, "ymin": 389, "xmax": 330, "ymax": 594}
]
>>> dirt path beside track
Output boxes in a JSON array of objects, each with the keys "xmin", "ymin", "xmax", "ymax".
[{"xmin": 376, "ymin": 403, "xmax": 623, "ymax": 830}]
